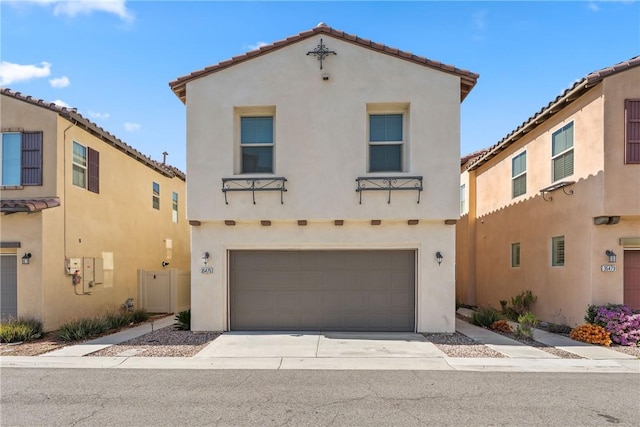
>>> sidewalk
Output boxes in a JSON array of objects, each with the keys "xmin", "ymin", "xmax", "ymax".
[{"xmin": 1, "ymin": 316, "xmax": 638, "ymax": 373}]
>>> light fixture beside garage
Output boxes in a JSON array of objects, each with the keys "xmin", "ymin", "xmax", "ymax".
[
  {"xmin": 605, "ymin": 250, "xmax": 617, "ymax": 263},
  {"xmin": 202, "ymin": 252, "xmax": 210, "ymax": 266},
  {"xmin": 435, "ymin": 252, "xmax": 443, "ymax": 266},
  {"xmin": 22, "ymin": 252, "xmax": 32, "ymax": 265}
]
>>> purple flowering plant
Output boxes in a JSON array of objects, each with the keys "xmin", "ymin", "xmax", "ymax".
[{"xmin": 592, "ymin": 304, "xmax": 640, "ymax": 346}]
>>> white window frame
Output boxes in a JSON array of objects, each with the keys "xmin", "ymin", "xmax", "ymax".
[
  {"xmin": 72, "ymin": 141, "xmax": 87, "ymax": 188},
  {"xmin": 551, "ymin": 122, "xmax": 574, "ymax": 182},
  {"xmin": 368, "ymin": 113, "xmax": 405, "ymax": 173},
  {"xmin": 152, "ymin": 181, "xmax": 160, "ymax": 210},
  {"xmin": 239, "ymin": 115, "xmax": 275, "ymax": 174},
  {"xmin": 511, "ymin": 151, "xmax": 527, "ymax": 198}
]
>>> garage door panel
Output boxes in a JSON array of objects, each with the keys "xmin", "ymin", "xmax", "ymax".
[{"xmin": 230, "ymin": 250, "xmax": 415, "ymax": 331}]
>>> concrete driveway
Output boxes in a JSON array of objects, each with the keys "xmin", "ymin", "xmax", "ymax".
[{"xmin": 193, "ymin": 331, "xmax": 447, "ymax": 358}]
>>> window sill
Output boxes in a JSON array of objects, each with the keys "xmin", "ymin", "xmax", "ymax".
[{"xmin": 0, "ymin": 186, "xmax": 24, "ymax": 190}]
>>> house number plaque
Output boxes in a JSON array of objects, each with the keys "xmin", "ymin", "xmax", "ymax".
[
  {"xmin": 601, "ymin": 265, "xmax": 616, "ymax": 272},
  {"xmin": 201, "ymin": 267, "xmax": 213, "ymax": 274}
]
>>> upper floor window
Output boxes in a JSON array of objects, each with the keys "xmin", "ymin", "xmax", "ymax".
[
  {"xmin": 172, "ymin": 191, "xmax": 178, "ymax": 222},
  {"xmin": 625, "ymin": 99, "xmax": 640, "ymax": 164},
  {"xmin": 241, "ymin": 116, "xmax": 273, "ymax": 173},
  {"xmin": 1, "ymin": 131, "xmax": 42, "ymax": 186},
  {"xmin": 369, "ymin": 113, "xmax": 403, "ymax": 172},
  {"xmin": 551, "ymin": 122, "xmax": 574, "ymax": 182},
  {"xmin": 460, "ymin": 184, "xmax": 466, "ymax": 215},
  {"xmin": 552, "ymin": 235, "xmax": 565, "ymax": 267},
  {"xmin": 512, "ymin": 151, "xmax": 527, "ymax": 198},
  {"xmin": 72, "ymin": 141, "xmax": 99, "ymax": 193},
  {"xmin": 153, "ymin": 182, "xmax": 160, "ymax": 210}
]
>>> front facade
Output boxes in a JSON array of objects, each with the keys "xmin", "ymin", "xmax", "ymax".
[
  {"xmin": 457, "ymin": 57, "xmax": 640, "ymax": 326},
  {"xmin": 0, "ymin": 89, "xmax": 190, "ymax": 330},
  {"xmin": 171, "ymin": 24, "xmax": 478, "ymax": 333}
]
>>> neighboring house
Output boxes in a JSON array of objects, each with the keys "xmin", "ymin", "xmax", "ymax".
[
  {"xmin": 457, "ymin": 56, "xmax": 640, "ymax": 326},
  {"xmin": 169, "ymin": 23, "xmax": 478, "ymax": 333},
  {"xmin": 0, "ymin": 88, "xmax": 190, "ymax": 330}
]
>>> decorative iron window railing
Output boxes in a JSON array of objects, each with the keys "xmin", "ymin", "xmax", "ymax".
[
  {"xmin": 355, "ymin": 176, "xmax": 423, "ymax": 204},
  {"xmin": 540, "ymin": 180, "xmax": 574, "ymax": 202},
  {"xmin": 222, "ymin": 177, "xmax": 287, "ymax": 205}
]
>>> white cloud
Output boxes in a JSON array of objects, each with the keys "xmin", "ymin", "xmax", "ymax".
[
  {"xmin": 51, "ymin": 99, "xmax": 70, "ymax": 108},
  {"xmin": 245, "ymin": 41, "xmax": 269, "ymax": 51},
  {"xmin": 0, "ymin": 61, "xmax": 51, "ymax": 85},
  {"xmin": 19, "ymin": 0, "xmax": 134, "ymax": 22},
  {"xmin": 88, "ymin": 110, "xmax": 110, "ymax": 119},
  {"xmin": 473, "ymin": 10, "xmax": 487, "ymax": 31},
  {"xmin": 124, "ymin": 122, "xmax": 141, "ymax": 132},
  {"xmin": 588, "ymin": 1, "xmax": 600, "ymax": 11},
  {"xmin": 49, "ymin": 76, "xmax": 70, "ymax": 88}
]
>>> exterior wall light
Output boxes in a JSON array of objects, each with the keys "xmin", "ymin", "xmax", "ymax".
[
  {"xmin": 435, "ymin": 251, "xmax": 443, "ymax": 266},
  {"xmin": 202, "ymin": 252, "xmax": 210, "ymax": 266},
  {"xmin": 22, "ymin": 253, "xmax": 32, "ymax": 265},
  {"xmin": 605, "ymin": 250, "xmax": 617, "ymax": 263}
]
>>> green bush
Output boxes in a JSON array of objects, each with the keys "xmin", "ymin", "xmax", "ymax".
[
  {"xmin": 470, "ymin": 307, "xmax": 502, "ymax": 328},
  {"xmin": 58, "ymin": 317, "xmax": 109, "ymax": 342},
  {"xmin": 104, "ymin": 311, "xmax": 132, "ymax": 330},
  {"xmin": 130, "ymin": 308, "xmax": 149, "ymax": 324},
  {"xmin": 174, "ymin": 309, "xmax": 191, "ymax": 331},
  {"xmin": 0, "ymin": 317, "xmax": 43, "ymax": 343},
  {"xmin": 514, "ymin": 312, "xmax": 538, "ymax": 339}
]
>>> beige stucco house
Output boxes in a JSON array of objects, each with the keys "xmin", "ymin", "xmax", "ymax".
[
  {"xmin": 457, "ymin": 56, "xmax": 640, "ymax": 326},
  {"xmin": 0, "ymin": 89, "xmax": 190, "ymax": 330},
  {"xmin": 170, "ymin": 24, "xmax": 478, "ymax": 333}
]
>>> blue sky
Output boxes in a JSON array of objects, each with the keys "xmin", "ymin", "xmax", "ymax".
[{"xmin": 2, "ymin": 1, "xmax": 639, "ymax": 171}]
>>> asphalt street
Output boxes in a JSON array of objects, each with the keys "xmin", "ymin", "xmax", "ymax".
[{"xmin": 1, "ymin": 369, "xmax": 638, "ymax": 426}]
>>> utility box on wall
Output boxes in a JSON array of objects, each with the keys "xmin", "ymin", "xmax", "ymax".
[{"xmin": 83, "ymin": 257, "xmax": 105, "ymax": 293}]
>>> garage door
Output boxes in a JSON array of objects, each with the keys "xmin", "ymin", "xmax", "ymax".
[
  {"xmin": 1, "ymin": 255, "xmax": 18, "ymax": 320},
  {"xmin": 624, "ymin": 250, "xmax": 640, "ymax": 310},
  {"xmin": 230, "ymin": 250, "xmax": 415, "ymax": 331}
]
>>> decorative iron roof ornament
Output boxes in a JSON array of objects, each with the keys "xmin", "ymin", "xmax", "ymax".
[{"xmin": 306, "ymin": 38, "xmax": 336, "ymax": 70}]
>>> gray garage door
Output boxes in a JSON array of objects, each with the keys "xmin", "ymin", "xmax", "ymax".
[
  {"xmin": 230, "ymin": 250, "xmax": 415, "ymax": 331},
  {"xmin": 1, "ymin": 255, "xmax": 18, "ymax": 320}
]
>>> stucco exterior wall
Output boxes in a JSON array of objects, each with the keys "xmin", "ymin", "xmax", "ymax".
[
  {"xmin": 191, "ymin": 220, "xmax": 456, "ymax": 333},
  {"xmin": 457, "ymin": 67, "xmax": 640, "ymax": 326},
  {"xmin": 1, "ymin": 96, "xmax": 190, "ymax": 330},
  {"xmin": 186, "ymin": 35, "xmax": 461, "ymax": 222}
]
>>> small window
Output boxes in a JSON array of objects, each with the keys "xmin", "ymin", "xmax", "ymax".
[
  {"xmin": 172, "ymin": 192, "xmax": 178, "ymax": 223},
  {"xmin": 152, "ymin": 182, "xmax": 160, "ymax": 210},
  {"xmin": 369, "ymin": 114, "xmax": 403, "ymax": 172},
  {"xmin": 1, "ymin": 132, "xmax": 43, "ymax": 186},
  {"xmin": 512, "ymin": 152, "xmax": 527, "ymax": 198},
  {"xmin": 460, "ymin": 184, "xmax": 466, "ymax": 215},
  {"xmin": 1, "ymin": 133, "xmax": 21, "ymax": 186},
  {"xmin": 552, "ymin": 236, "xmax": 565, "ymax": 267},
  {"xmin": 241, "ymin": 116, "xmax": 273, "ymax": 173},
  {"xmin": 72, "ymin": 142, "xmax": 87, "ymax": 188},
  {"xmin": 511, "ymin": 242, "xmax": 521, "ymax": 268},
  {"xmin": 552, "ymin": 123, "xmax": 574, "ymax": 182},
  {"xmin": 625, "ymin": 99, "xmax": 640, "ymax": 164}
]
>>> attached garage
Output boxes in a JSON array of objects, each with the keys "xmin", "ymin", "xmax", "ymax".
[
  {"xmin": 229, "ymin": 250, "xmax": 416, "ymax": 331},
  {"xmin": 624, "ymin": 250, "xmax": 640, "ymax": 310}
]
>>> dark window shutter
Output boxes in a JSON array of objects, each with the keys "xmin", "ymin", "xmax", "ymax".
[
  {"xmin": 21, "ymin": 132, "xmax": 43, "ymax": 185},
  {"xmin": 626, "ymin": 99, "xmax": 640, "ymax": 164},
  {"xmin": 87, "ymin": 147, "xmax": 99, "ymax": 193}
]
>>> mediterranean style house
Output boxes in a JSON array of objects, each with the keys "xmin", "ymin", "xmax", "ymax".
[
  {"xmin": 0, "ymin": 88, "xmax": 190, "ymax": 330},
  {"xmin": 170, "ymin": 23, "xmax": 478, "ymax": 333},
  {"xmin": 457, "ymin": 56, "xmax": 640, "ymax": 326}
]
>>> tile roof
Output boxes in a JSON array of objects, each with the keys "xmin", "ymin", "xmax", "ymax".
[
  {"xmin": 0, "ymin": 88, "xmax": 185, "ymax": 180},
  {"xmin": 1, "ymin": 197, "xmax": 60, "ymax": 213},
  {"xmin": 169, "ymin": 23, "xmax": 479, "ymax": 103},
  {"xmin": 466, "ymin": 55, "xmax": 640, "ymax": 171}
]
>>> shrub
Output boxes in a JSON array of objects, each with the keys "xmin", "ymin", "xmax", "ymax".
[
  {"xmin": 130, "ymin": 308, "xmax": 149, "ymax": 324},
  {"xmin": 58, "ymin": 317, "xmax": 109, "ymax": 342},
  {"xmin": 0, "ymin": 317, "xmax": 43, "ymax": 343},
  {"xmin": 570, "ymin": 324, "xmax": 611, "ymax": 346},
  {"xmin": 514, "ymin": 312, "xmax": 538, "ymax": 339},
  {"xmin": 593, "ymin": 304, "xmax": 640, "ymax": 346},
  {"xmin": 548, "ymin": 323, "xmax": 572, "ymax": 335},
  {"xmin": 104, "ymin": 311, "xmax": 132, "ymax": 330},
  {"xmin": 490, "ymin": 319, "xmax": 513, "ymax": 334},
  {"xmin": 470, "ymin": 307, "xmax": 502, "ymax": 328},
  {"xmin": 510, "ymin": 290, "xmax": 537, "ymax": 315},
  {"xmin": 175, "ymin": 309, "xmax": 191, "ymax": 331}
]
